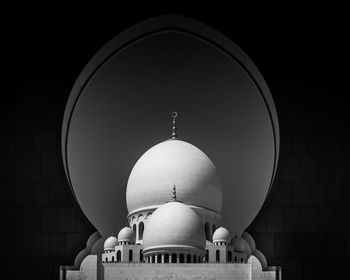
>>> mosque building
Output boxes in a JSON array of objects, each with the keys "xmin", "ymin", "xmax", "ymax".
[{"xmin": 61, "ymin": 113, "xmax": 281, "ymax": 280}]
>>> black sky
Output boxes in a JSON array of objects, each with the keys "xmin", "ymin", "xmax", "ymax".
[{"xmin": 1, "ymin": 4, "xmax": 347, "ymax": 239}]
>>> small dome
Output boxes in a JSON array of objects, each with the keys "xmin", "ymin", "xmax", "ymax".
[
  {"xmin": 126, "ymin": 140, "xmax": 223, "ymax": 214},
  {"xmin": 248, "ymin": 255, "xmax": 262, "ymax": 271},
  {"xmin": 86, "ymin": 231, "xmax": 101, "ymax": 251},
  {"xmin": 143, "ymin": 201, "xmax": 206, "ymax": 252},
  {"xmin": 241, "ymin": 238, "xmax": 252, "ymax": 256},
  {"xmin": 118, "ymin": 227, "xmax": 135, "ymax": 243},
  {"xmin": 253, "ymin": 249, "xmax": 267, "ymax": 269},
  {"xmin": 242, "ymin": 231, "xmax": 256, "ymax": 251},
  {"xmin": 103, "ymin": 236, "xmax": 118, "ymax": 250},
  {"xmin": 74, "ymin": 249, "xmax": 89, "ymax": 269},
  {"xmin": 212, "ymin": 227, "xmax": 231, "ymax": 243},
  {"xmin": 231, "ymin": 236, "xmax": 246, "ymax": 252}
]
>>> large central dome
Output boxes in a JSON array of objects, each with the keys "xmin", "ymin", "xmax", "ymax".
[{"xmin": 126, "ymin": 139, "xmax": 223, "ymax": 214}]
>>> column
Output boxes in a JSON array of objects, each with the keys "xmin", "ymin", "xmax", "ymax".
[{"xmin": 161, "ymin": 254, "xmax": 165, "ymax": 263}]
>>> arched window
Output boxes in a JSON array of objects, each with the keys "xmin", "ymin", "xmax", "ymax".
[
  {"xmin": 205, "ymin": 250, "xmax": 209, "ymax": 262},
  {"xmin": 105, "ymin": 257, "xmax": 108, "ymax": 263},
  {"xmin": 216, "ymin": 250, "xmax": 220, "ymax": 262},
  {"xmin": 227, "ymin": 251, "xmax": 232, "ymax": 262},
  {"xmin": 179, "ymin": 254, "xmax": 184, "ymax": 263},
  {"xmin": 241, "ymin": 257, "xmax": 243, "ymax": 262},
  {"xmin": 187, "ymin": 254, "xmax": 191, "ymax": 263},
  {"xmin": 138, "ymin": 222, "xmax": 144, "ymax": 240},
  {"xmin": 164, "ymin": 254, "xmax": 169, "ymax": 263},
  {"xmin": 129, "ymin": 249, "xmax": 133, "ymax": 262},
  {"xmin": 140, "ymin": 250, "xmax": 143, "ymax": 262},
  {"xmin": 111, "ymin": 256, "xmax": 114, "ymax": 262},
  {"xmin": 157, "ymin": 255, "xmax": 161, "ymax": 263},
  {"xmin": 193, "ymin": 255, "xmax": 197, "ymax": 263},
  {"xmin": 205, "ymin": 222, "xmax": 211, "ymax": 241},
  {"xmin": 152, "ymin": 255, "xmax": 155, "ymax": 263},
  {"xmin": 172, "ymin": 253, "xmax": 177, "ymax": 263},
  {"xmin": 117, "ymin": 251, "xmax": 121, "ymax": 262}
]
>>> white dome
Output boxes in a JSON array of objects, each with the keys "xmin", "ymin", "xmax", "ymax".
[
  {"xmin": 213, "ymin": 227, "xmax": 231, "ymax": 243},
  {"xmin": 248, "ymin": 255, "xmax": 263, "ymax": 271},
  {"xmin": 118, "ymin": 227, "xmax": 135, "ymax": 243},
  {"xmin": 126, "ymin": 139, "xmax": 223, "ymax": 214},
  {"xmin": 143, "ymin": 201, "xmax": 206, "ymax": 252},
  {"xmin": 253, "ymin": 249, "xmax": 267, "ymax": 269},
  {"xmin": 103, "ymin": 236, "xmax": 118, "ymax": 250}
]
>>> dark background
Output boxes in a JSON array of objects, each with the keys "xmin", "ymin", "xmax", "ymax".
[{"xmin": 0, "ymin": 7, "xmax": 348, "ymax": 280}]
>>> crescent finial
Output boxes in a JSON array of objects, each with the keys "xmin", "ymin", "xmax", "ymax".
[{"xmin": 171, "ymin": 112, "xmax": 178, "ymax": 139}]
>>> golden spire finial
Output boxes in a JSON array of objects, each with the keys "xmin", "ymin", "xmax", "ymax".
[{"xmin": 171, "ymin": 112, "xmax": 178, "ymax": 139}]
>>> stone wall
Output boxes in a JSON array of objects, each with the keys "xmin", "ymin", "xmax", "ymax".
[{"xmin": 104, "ymin": 263, "xmax": 251, "ymax": 280}]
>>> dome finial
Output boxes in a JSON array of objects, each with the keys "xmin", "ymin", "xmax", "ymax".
[
  {"xmin": 171, "ymin": 112, "xmax": 178, "ymax": 139},
  {"xmin": 172, "ymin": 184, "xmax": 177, "ymax": 200},
  {"xmin": 168, "ymin": 184, "xmax": 182, "ymax": 203}
]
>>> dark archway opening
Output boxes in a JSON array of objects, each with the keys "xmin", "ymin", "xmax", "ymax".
[
  {"xmin": 138, "ymin": 222, "xmax": 144, "ymax": 240},
  {"xmin": 139, "ymin": 250, "xmax": 143, "ymax": 262},
  {"xmin": 227, "ymin": 251, "xmax": 232, "ymax": 262},
  {"xmin": 216, "ymin": 250, "xmax": 220, "ymax": 262}
]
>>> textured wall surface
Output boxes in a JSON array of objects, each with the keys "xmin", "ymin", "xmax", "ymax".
[
  {"xmin": 0, "ymin": 9, "xmax": 347, "ymax": 280},
  {"xmin": 104, "ymin": 263, "xmax": 253, "ymax": 280}
]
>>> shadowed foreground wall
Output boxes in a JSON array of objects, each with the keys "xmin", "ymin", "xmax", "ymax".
[{"xmin": 0, "ymin": 9, "xmax": 348, "ymax": 280}]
